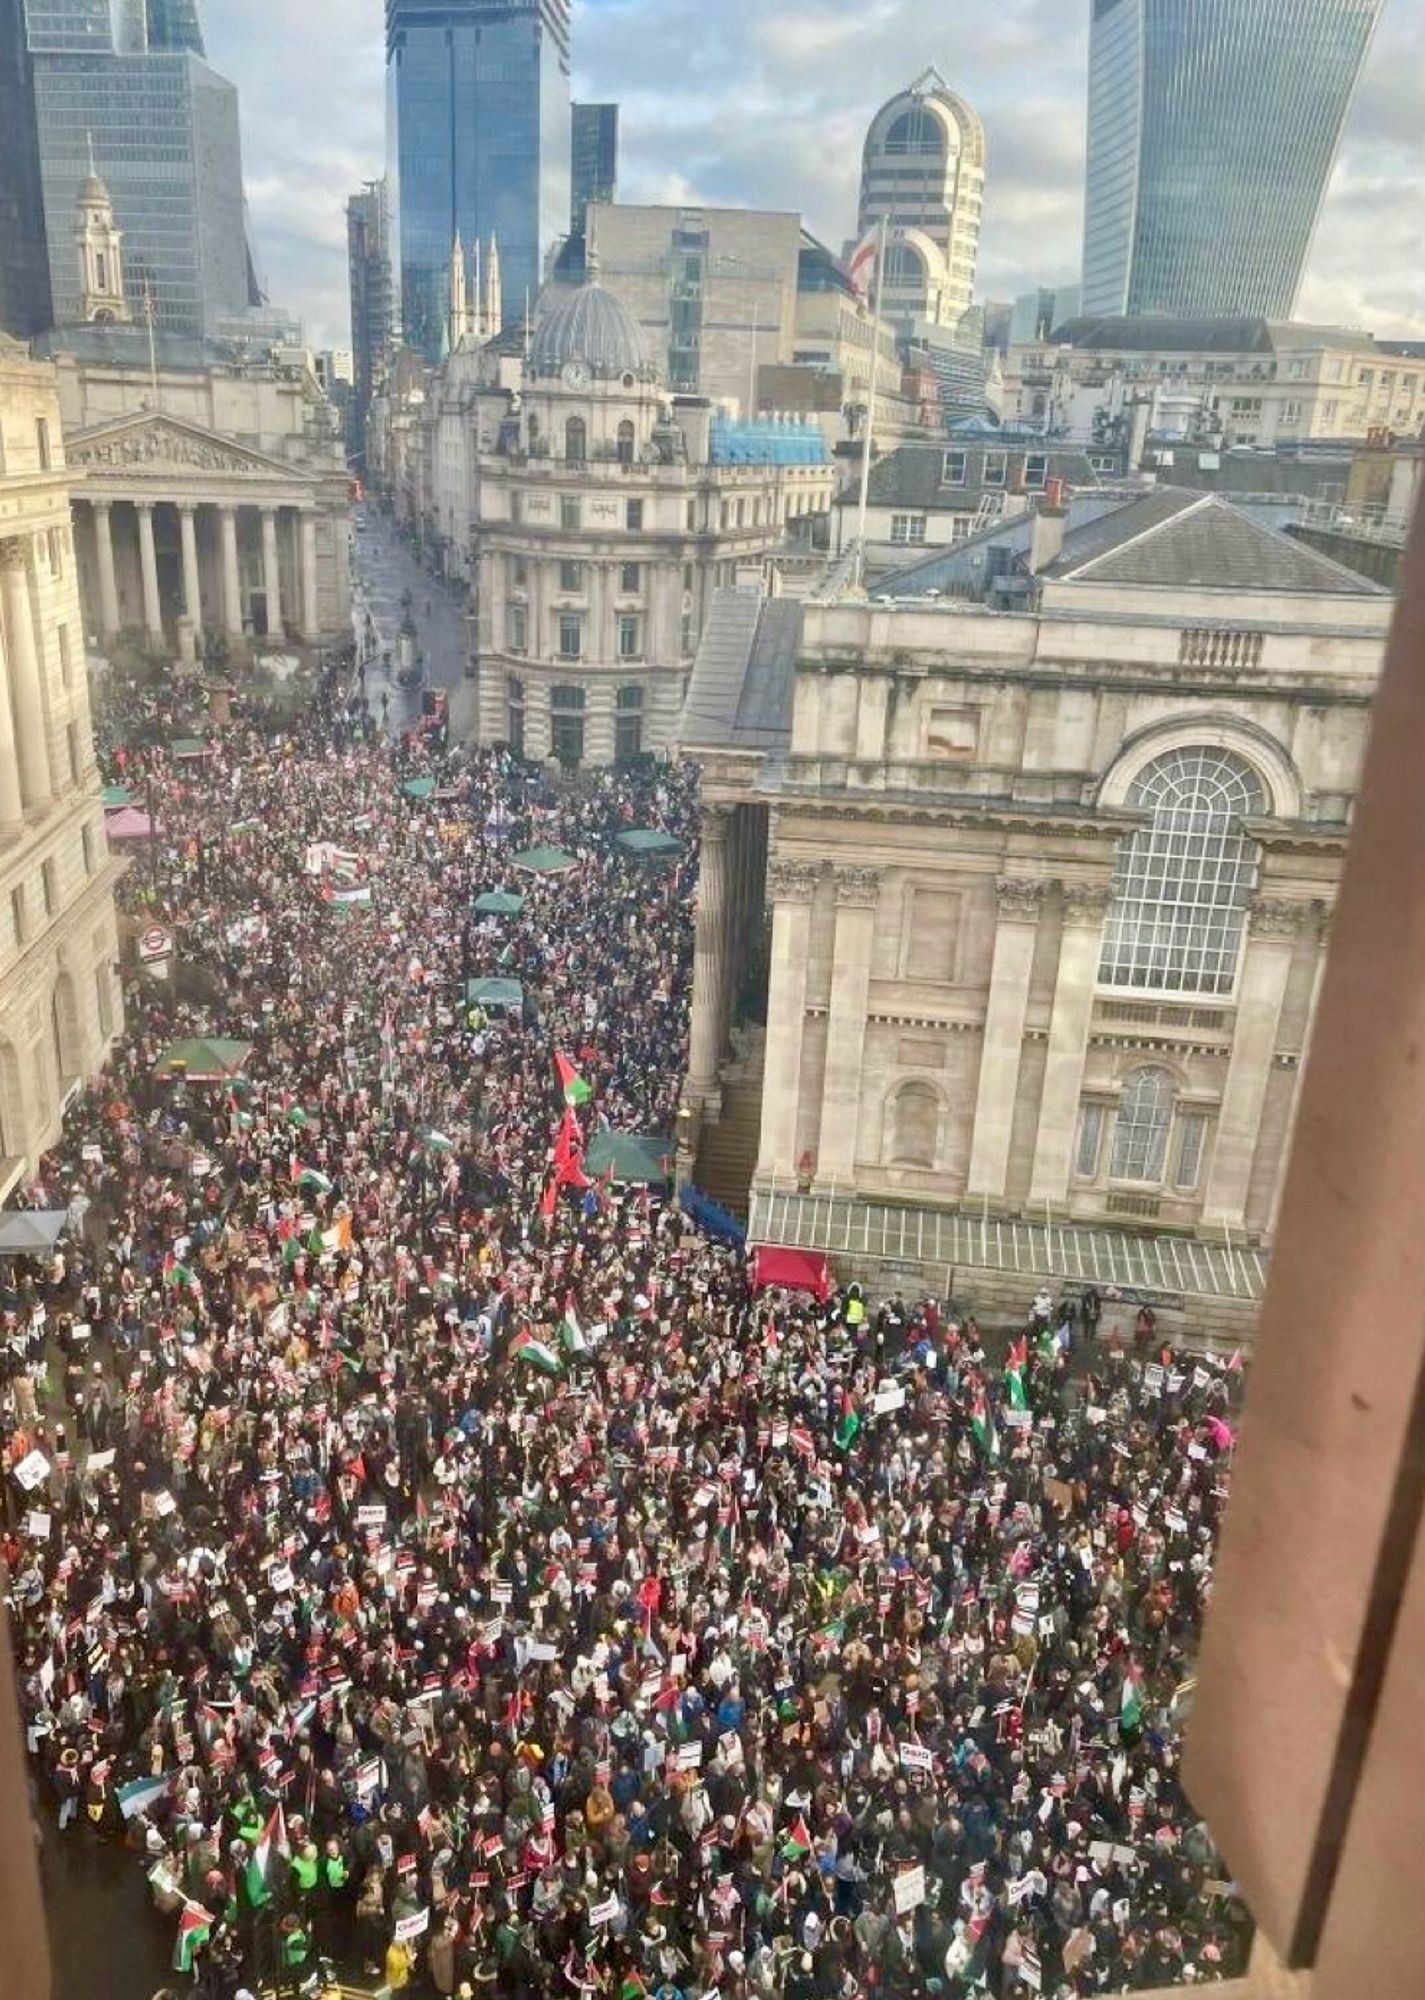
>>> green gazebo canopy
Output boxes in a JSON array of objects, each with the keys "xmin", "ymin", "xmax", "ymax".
[
  {"xmin": 512, "ymin": 844, "xmax": 579, "ymax": 875},
  {"xmin": 585, "ymin": 1130, "xmax": 674, "ymax": 1186},
  {"xmin": 616, "ymin": 828, "xmax": 683, "ymax": 857},
  {"xmin": 465, "ymin": 977, "xmax": 524, "ymax": 1010},
  {"xmin": 402, "ymin": 776, "xmax": 437, "ymax": 800},
  {"xmin": 102, "ymin": 784, "xmax": 133, "ymax": 807},
  {"xmin": 474, "ymin": 890, "xmax": 525, "ymax": 916},
  {"xmin": 152, "ymin": 1037, "xmax": 253, "ymax": 1081}
]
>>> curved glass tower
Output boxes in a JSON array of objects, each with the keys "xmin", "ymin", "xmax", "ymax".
[{"xmin": 1082, "ymin": 0, "xmax": 1383, "ymax": 319}]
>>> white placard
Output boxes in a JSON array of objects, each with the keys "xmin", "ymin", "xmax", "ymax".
[
  {"xmin": 394, "ymin": 1908, "xmax": 430, "ymax": 1943},
  {"xmin": 873, "ymin": 1382, "xmax": 906, "ymax": 1415},
  {"xmin": 589, "ymin": 1893, "xmax": 621, "ymax": 1927},
  {"xmin": 26, "ymin": 1509, "xmax": 51, "ymax": 1539},
  {"xmin": 893, "ymin": 1865, "xmax": 926, "ymax": 1914},
  {"xmin": 899, "ymin": 1742, "xmax": 934, "ymax": 1774},
  {"xmin": 12, "ymin": 1449, "xmax": 50, "ymax": 1492}
]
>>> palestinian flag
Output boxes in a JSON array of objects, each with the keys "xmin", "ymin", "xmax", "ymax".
[
  {"xmin": 555, "ymin": 1053, "xmax": 592, "ymax": 1107},
  {"xmin": 162, "ymin": 1252, "xmax": 197, "ymax": 1292},
  {"xmin": 245, "ymin": 1804, "xmax": 289, "ymax": 1907},
  {"xmin": 559, "ymin": 1308, "xmax": 587, "ymax": 1356},
  {"xmin": 297, "ymin": 1166, "xmax": 334, "ymax": 1195},
  {"xmin": 1120, "ymin": 1665, "xmax": 1144, "ymax": 1739},
  {"xmin": 834, "ymin": 1409, "xmax": 861, "ymax": 1452},
  {"xmin": 509, "ymin": 1329, "xmax": 563, "ymax": 1377},
  {"xmin": 1005, "ymin": 1337, "xmax": 1029, "ymax": 1412},
  {"xmin": 118, "ymin": 1771, "xmax": 173, "ymax": 1821},
  {"xmin": 174, "ymin": 1904, "xmax": 213, "ymax": 1972},
  {"xmin": 970, "ymin": 1393, "xmax": 999, "ymax": 1462},
  {"xmin": 781, "ymin": 1813, "xmax": 813, "ymax": 1860}
]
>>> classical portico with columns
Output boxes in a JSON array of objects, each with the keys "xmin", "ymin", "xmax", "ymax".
[
  {"xmin": 32, "ymin": 165, "xmax": 350, "ymax": 658},
  {"xmin": 0, "ymin": 339, "xmax": 124, "ymax": 1190},
  {"xmin": 679, "ymin": 489, "xmax": 1395, "ymax": 1336},
  {"xmin": 65, "ymin": 411, "xmax": 338, "ymax": 652}
]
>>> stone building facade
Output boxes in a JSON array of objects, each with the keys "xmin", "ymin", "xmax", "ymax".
[
  {"xmin": 455, "ymin": 282, "xmax": 834, "ymax": 765},
  {"xmin": 681, "ymin": 490, "xmax": 1394, "ymax": 1317},
  {"xmin": 35, "ymin": 171, "xmax": 350, "ymax": 655},
  {"xmin": 0, "ymin": 338, "xmax": 123, "ymax": 1191}
]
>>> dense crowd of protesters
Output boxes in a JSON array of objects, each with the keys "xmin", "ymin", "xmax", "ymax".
[{"xmin": 1, "ymin": 651, "xmax": 1252, "ymax": 1999}]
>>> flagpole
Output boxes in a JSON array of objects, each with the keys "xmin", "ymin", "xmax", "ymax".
[{"xmin": 854, "ymin": 218, "xmax": 888, "ymax": 591}]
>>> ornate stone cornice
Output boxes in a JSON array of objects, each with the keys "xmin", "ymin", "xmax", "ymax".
[
  {"xmin": 767, "ymin": 860, "xmax": 820, "ymax": 905},
  {"xmin": 1249, "ymin": 897, "xmax": 1308, "ymax": 941},
  {"xmin": 833, "ymin": 866, "xmax": 883, "ymax": 907},
  {"xmin": 1061, "ymin": 882, "xmax": 1115, "ymax": 926},
  {"xmin": 996, "ymin": 877, "xmax": 1045, "ymax": 921},
  {"xmin": 700, "ymin": 803, "xmax": 731, "ymax": 842}
]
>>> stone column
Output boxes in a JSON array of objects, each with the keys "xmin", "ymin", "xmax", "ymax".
[
  {"xmin": 1266, "ymin": 905, "xmax": 1330, "ymax": 1242},
  {"xmin": 585, "ymin": 683, "xmax": 616, "ymax": 767},
  {"xmin": 0, "ymin": 538, "xmax": 52, "ymax": 813},
  {"xmin": 220, "ymin": 506, "xmax": 243, "ymax": 637},
  {"xmin": 687, "ymin": 805, "xmax": 732, "ymax": 1100},
  {"xmin": 0, "ymin": 599, "xmax": 25, "ymax": 836},
  {"xmin": 966, "ymin": 879, "xmax": 1045, "ymax": 1201},
  {"xmin": 815, "ymin": 866, "xmax": 882, "ymax": 1184},
  {"xmin": 177, "ymin": 502, "xmax": 202, "ymax": 635},
  {"xmin": 524, "ymin": 682, "xmax": 551, "ymax": 762},
  {"xmin": 1202, "ymin": 898, "xmax": 1303, "ymax": 1231},
  {"xmin": 92, "ymin": 500, "xmax": 121, "ymax": 637},
  {"xmin": 136, "ymin": 502, "xmax": 163, "ymax": 638},
  {"xmin": 758, "ymin": 861, "xmax": 820, "ymax": 1177},
  {"xmin": 1027, "ymin": 883, "xmax": 1113, "ymax": 1205},
  {"xmin": 300, "ymin": 508, "xmax": 320, "ymax": 641},
  {"xmin": 261, "ymin": 508, "xmax": 282, "ymax": 637}
]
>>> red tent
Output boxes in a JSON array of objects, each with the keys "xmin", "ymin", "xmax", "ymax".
[{"xmin": 751, "ymin": 1245, "xmax": 831, "ymax": 1301}]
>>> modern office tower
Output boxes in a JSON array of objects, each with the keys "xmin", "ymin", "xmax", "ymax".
[
  {"xmin": 27, "ymin": 0, "xmax": 255, "ymax": 336},
  {"xmin": 385, "ymin": 0, "xmax": 572, "ymax": 361},
  {"xmin": 0, "ymin": 0, "xmax": 54, "ymax": 336},
  {"xmin": 571, "ymin": 101, "xmax": 618, "ymax": 235},
  {"xmin": 1082, "ymin": 0, "xmax": 1384, "ymax": 319},
  {"xmin": 348, "ymin": 178, "xmax": 396, "ymax": 465},
  {"xmin": 857, "ymin": 66, "xmax": 986, "ymax": 334}
]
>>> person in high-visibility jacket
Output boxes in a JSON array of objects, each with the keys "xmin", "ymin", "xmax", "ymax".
[{"xmin": 291, "ymin": 1840, "xmax": 320, "ymax": 1897}]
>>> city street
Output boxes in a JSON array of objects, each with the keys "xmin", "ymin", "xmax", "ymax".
[{"xmin": 348, "ymin": 508, "xmax": 469, "ymax": 736}]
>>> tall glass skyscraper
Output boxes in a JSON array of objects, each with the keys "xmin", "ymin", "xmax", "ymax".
[
  {"xmin": 571, "ymin": 101, "xmax": 617, "ymax": 235},
  {"xmin": 26, "ymin": 0, "xmax": 256, "ymax": 336},
  {"xmin": 1082, "ymin": 0, "xmax": 1383, "ymax": 320},
  {"xmin": 0, "ymin": 0, "xmax": 54, "ymax": 335},
  {"xmin": 386, "ymin": 0, "xmax": 571, "ymax": 361}
]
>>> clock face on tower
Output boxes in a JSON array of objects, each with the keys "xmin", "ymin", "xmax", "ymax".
[{"xmin": 562, "ymin": 360, "xmax": 591, "ymax": 389}]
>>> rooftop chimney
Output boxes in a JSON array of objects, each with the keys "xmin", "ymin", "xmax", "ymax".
[{"xmin": 1028, "ymin": 484, "xmax": 1069, "ymax": 575}]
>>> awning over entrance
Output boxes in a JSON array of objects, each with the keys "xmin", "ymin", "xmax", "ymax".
[
  {"xmin": 751, "ymin": 1244, "xmax": 831, "ymax": 1301},
  {"xmin": 748, "ymin": 1188, "xmax": 1268, "ymax": 1305}
]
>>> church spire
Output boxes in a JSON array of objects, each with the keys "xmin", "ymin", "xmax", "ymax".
[
  {"xmin": 470, "ymin": 236, "xmax": 483, "ymax": 340},
  {"xmin": 448, "ymin": 231, "xmax": 469, "ymax": 349},
  {"xmin": 485, "ymin": 235, "xmax": 503, "ymax": 337}
]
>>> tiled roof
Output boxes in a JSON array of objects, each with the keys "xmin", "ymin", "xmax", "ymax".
[
  {"xmin": 678, "ymin": 590, "xmax": 802, "ymax": 752},
  {"xmin": 1048, "ymin": 491, "xmax": 1388, "ymax": 596}
]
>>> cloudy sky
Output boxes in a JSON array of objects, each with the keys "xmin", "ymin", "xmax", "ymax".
[{"xmin": 204, "ymin": 0, "xmax": 1425, "ymax": 353}]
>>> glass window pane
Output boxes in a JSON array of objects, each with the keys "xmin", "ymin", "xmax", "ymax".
[{"xmin": 1100, "ymin": 747, "xmax": 1265, "ymax": 996}]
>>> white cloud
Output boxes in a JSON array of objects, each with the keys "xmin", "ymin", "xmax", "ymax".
[{"xmin": 200, "ymin": 0, "xmax": 1425, "ymax": 350}]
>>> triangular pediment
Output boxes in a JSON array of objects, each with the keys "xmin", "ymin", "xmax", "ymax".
[{"xmin": 65, "ymin": 411, "xmax": 308, "ymax": 483}]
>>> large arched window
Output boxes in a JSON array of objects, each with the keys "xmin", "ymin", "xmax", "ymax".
[
  {"xmin": 1100, "ymin": 747, "xmax": 1265, "ymax": 995},
  {"xmin": 616, "ymin": 420, "xmax": 635, "ymax": 466},
  {"xmin": 1110, "ymin": 1068, "xmax": 1176, "ymax": 1183},
  {"xmin": 564, "ymin": 416, "xmax": 586, "ymax": 464},
  {"xmin": 883, "ymin": 109, "xmax": 944, "ymax": 156},
  {"xmin": 889, "ymin": 1081, "xmax": 939, "ymax": 1168},
  {"xmin": 882, "ymin": 242, "xmax": 926, "ymax": 292}
]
